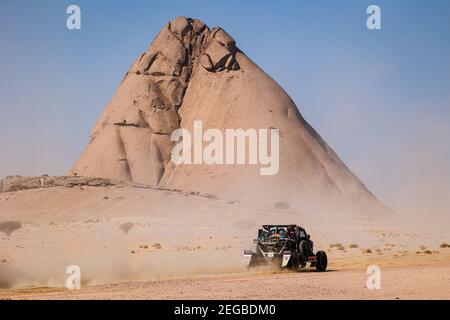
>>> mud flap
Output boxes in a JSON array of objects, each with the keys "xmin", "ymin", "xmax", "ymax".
[
  {"xmin": 243, "ymin": 250, "xmax": 254, "ymax": 267},
  {"xmin": 282, "ymin": 253, "xmax": 291, "ymax": 268}
]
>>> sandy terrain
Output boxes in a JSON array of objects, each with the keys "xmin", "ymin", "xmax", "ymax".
[
  {"xmin": 1, "ymin": 253, "xmax": 449, "ymax": 300},
  {"xmin": 1, "ymin": 185, "xmax": 449, "ymax": 300}
]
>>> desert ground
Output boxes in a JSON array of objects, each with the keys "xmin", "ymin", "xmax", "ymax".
[
  {"xmin": 0, "ymin": 183, "xmax": 449, "ymax": 300},
  {"xmin": 1, "ymin": 255, "xmax": 450, "ymax": 300}
]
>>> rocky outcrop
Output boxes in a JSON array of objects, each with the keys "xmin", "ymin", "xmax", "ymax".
[
  {"xmin": 199, "ymin": 27, "xmax": 240, "ymax": 72},
  {"xmin": 71, "ymin": 17, "xmax": 388, "ymax": 216},
  {"xmin": 72, "ymin": 17, "xmax": 242, "ymax": 186},
  {"xmin": 0, "ymin": 175, "xmax": 124, "ymax": 193}
]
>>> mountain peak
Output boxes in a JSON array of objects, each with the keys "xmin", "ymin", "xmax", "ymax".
[{"xmin": 71, "ymin": 17, "xmax": 387, "ymax": 216}]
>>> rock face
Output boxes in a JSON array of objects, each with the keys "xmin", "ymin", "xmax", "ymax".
[
  {"xmin": 71, "ymin": 17, "xmax": 387, "ymax": 215},
  {"xmin": 0, "ymin": 175, "xmax": 123, "ymax": 192}
]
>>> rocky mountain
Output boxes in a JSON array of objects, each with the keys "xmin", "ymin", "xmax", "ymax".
[{"xmin": 71, "ymin": 17, "xmax": 387, "ymax": 215}]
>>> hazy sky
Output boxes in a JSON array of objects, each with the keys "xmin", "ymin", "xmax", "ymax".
[{"xmin": 0, "ymin": 0, "xmax": 449, "ymax": 216}]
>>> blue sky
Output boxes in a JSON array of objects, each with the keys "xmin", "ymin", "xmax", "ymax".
[{"xmin": 0, "ymin": 0, "xmax": 449, "ymax": 215}]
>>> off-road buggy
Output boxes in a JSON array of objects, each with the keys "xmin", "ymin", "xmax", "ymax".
[{"xmin": 243, "ymin": 224, "xmax": 328, "ymax": 271}]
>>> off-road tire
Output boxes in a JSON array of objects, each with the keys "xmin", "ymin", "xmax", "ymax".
[
  {"xmin": 315, "ymin": 251, "xmax": 328, "ymax": 272},
  {"xmin": 288, "ymin": 253, "xmax": 300, "ymax": 271},
  {"xmin": 299, "ymin": 240, "xmax": 309, "ymax": 260}
]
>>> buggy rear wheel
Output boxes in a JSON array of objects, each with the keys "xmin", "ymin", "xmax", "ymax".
[
  {"xmin": 298, "ymin": 240, "xmax": 309, "ymax": 260},
  {"xmin": 288, "ymin": 253, "xmax": 300, "ymax": 271},
  {"xmin": 315, "ymin": 251, "xmax": 328, "ymax": 272}
]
